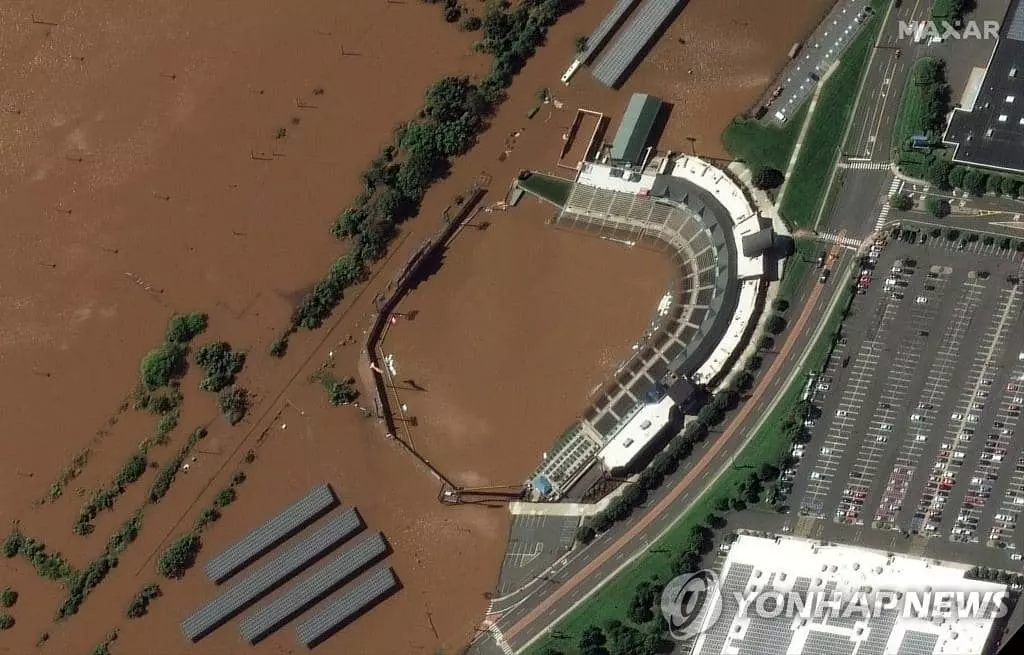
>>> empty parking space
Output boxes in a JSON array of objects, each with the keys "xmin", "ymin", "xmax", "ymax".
[
  {"xmin": 495, "ymin": 514, "xmax": 579, "ymax": 595},
  {"xmin": 791, "ymin": 228, "xmax": 1024, "ymax": 556}
]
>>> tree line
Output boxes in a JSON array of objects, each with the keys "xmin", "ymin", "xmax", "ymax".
[{"xmin": 274, "ymin": 0, "xmax": 580, "ymax": 354}]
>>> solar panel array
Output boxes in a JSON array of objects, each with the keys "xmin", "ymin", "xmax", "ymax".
[
  {"xmin": 295, "ymin": 567, "xmax": 398, "ymax": 647},
  {"xmin": 802, "ymin": 630, "xmax": 857, "ymax": 655},
  {"xmin": 180, "ymin": 509, "xmax": 363, "ymax": 642},
  {"xmin": 204, "ymin": 483, "xmax": 338, "ymax": 584},
  {"xmin": 899, "ymin": 630, "xmax": 940, "ymax": 655},
  {"xmin": 579, "ymin": 0, "xmax": 641, "ymax": 63},
  {"xmin": 238, "ymin": 532, "xmax": 388, "ymax": 644},
  {"xmin": 591, "ymin": 0, "xmax": 686, "ymax": 87}
]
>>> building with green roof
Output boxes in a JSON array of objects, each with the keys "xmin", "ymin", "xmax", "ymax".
[{"xmin": 609, "ymin": 93, "xmax": 663, "ymax": 164}]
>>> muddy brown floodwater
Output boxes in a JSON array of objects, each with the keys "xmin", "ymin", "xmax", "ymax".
[{"xmin": 0, "ymin": 0, "xmax": 829, "ymax": 652}]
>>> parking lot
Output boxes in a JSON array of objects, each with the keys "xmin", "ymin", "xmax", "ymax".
[
  {"xmin": 789, "ymin": 229, "xmax": 1024, "ymax": 559},
  {"xmin": 761, "ymin": 1, "xmax": 873, "ymax": 125},
  {"xmin": 495, "ymin": 513, "xmax": 579, "ymax": 595}
]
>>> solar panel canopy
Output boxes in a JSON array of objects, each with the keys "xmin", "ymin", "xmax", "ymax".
[
  {"xmin": 238, "ymin": 532, "xmax": 387, "ymax": 644},
  {"xmin": 180, "ymin": 508, "xmax": 362, "ymax": 642},
  {"xmin": 204, "ymin": 483, "xmax": 338, "ymax": 584},
  {"xmin": 295, "ymin": 567, "xmax": 398, "ymax": 647}
]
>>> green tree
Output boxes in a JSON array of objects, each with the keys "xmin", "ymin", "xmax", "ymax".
[
  {"xmin": 157, "ymin": 533, "xmax": 201, "ymax": 579},
  {"xmin": 772, "ymin": 298, "xmax": 789, "ymax": 313},
  {"xmin": 578, "ymin": 625, "xmax": 607, "ymax": 654},
  {"xmin": 753, "ymin": 167, "xmax": 785, "ymax": 190},
  {"xmin": 766, "ymin": 314, "xmax": 787, "ymax": 335},
  {"xmin": 0, "ymin": 588, "xmax": 17, "ymax": 608},
  {"xmin": 628, "ymin": 581, "xmax": 657, "ymax": 624},
  {"xmin": 926, "ymin": 197, "xmax": 950, "ymax": 218},
  {"xmin": 165, "ymin": 312, "xmax": 208, "ymax": 343},
  {"xmin": 574, "ymin": 35, "xmax": 588, "ymax": 53},
  {"xmin": 927, "ymin": 159, "xmax": 953, "ymax": 190},
  {"xmin": 195, "ymin": 341, "xmax": 246, "ymax": 392},
  {"xmin": 217, "ymin": 386, "xmax": 250, "ymax": 425},
  {"xmin": 1000, "ymin": 177, "xmax": 1020, "ymax": 197},
  {"xmin": 576, "ymin": 523, "xmax": 596, "ymax": 544},
  {"xmin": 962, "ymin": 168, "xmax": 987, "ymax": 196},
  {"xmin": 214, "ymin": 487, "xmax": 237, "ymax": 508},
  {"xmin": 0, "ymin": 613, "xmax": 13, "ymax": 630},
  {"xmin": 987, "ymin": 174, "xmax": 1004, "ymax": 195},
  {"xmin": 459, "ymin": 14, "xmax": 482, "ymax": 31},
  {"xmin": 948, "ymin": 165, "xmax": 967, "ymax": 189},
  {"xmin": 889, "ymin": 193, "xmax": 913, "ymax": 211},
  {"xmin": 140, "ymin": 342, "xmax": 185, "ymax": 389}
]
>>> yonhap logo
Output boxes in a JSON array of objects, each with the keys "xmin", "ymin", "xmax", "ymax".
[{"xmin": 661, "ymin": 570, "xmax": 722, "ymax": 641}]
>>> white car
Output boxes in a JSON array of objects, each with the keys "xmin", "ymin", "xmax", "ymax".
[
  {"xmin": 811, "ymin": 471, "xmax": 822, "ymax": 480},
  {"xmin": 967, "ymin": 415, "xmax": 979, "ymax": 423},
  {"xmin": 1012, "ymin": 553, "xmax": 1023, "ymax": 561},
  {"xmin": 951, "ymin": 413, "xmax": 963, "ymax": 420},
  {"xmin": 837, "ymin": 410, "xmax": 849, "ymax": 417},
  {"xmin": 876, "ymin": 435, "xmax": 888, "ymax": 442},
  {"xmin": 880, "ymin": 423, "xmax": 893, "ymax": 431},
  {"xmin": 915, "ymin": 435, "xmax": 927, "ymax": 442},
  {"xmin": 916, "ymin": 296, "xmax": 928, "ymax": 304},
  {"xmin": 910, "ymin": 414, "xmax": 923, "ymax": 421}
]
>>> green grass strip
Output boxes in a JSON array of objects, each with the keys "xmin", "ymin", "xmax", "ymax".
[{"xmin": 777, "ymin": 0, "xmax": 888, "ymax": 230}]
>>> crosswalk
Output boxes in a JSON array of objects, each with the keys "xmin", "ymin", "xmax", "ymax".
[
  {"xmin": 818, "ymin": 230, "xmax": 862, "ymax": 247},
  {"xmin": 874, "ymin": 177, "xmax": 903, "ymax": 230},
  {"xmin": 488, "ymin": 623, "xmax": 514, "ymax": 655},
  {"xmin": 843, "ymin": 160, "xmax": 891, "ymax": 170}
]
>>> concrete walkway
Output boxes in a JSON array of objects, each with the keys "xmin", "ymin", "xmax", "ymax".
[{"xmin": 777, "ymin": 59, "xmax": 840, "ymax": 207}]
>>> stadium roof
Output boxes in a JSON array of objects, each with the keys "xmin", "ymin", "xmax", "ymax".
[
  {"xmin": 180, "ymin": 509, "xmax": 363, "ymax": 642},
  {"xmin": 204, "ymin": 483, "xmax": 339, "ymax": 584},
  {"xmin": 648, "ymin": 173, "xmax": 743, "ymax": 379},
  {"xmin": 944, "ymin": 0, "xmax": 1024, "ymax": 173},
  {"xmin": 295, "ymin": 567, "xmax": 399, "ymax": 647},
  {"xmin": 610, "ymin": 93, "xmax": 662, "ymax": 163},
  {"xmin": 238, "ymin": 532, "xmax": 388, "ymax": 644},
  {"xmin": 596, "ymin": 394, "xmax": 676, "ymax": 470},
  {"xmin": 591, "ymin": 0, "xmax": 687, "ymax": 87},
  {"xmin": 742, "ymin": 229, "xmax": 775, "ymax": 258},
  {"xmin": 692, "ymin": 535, "xmax": 1006, "ymax": 655}
]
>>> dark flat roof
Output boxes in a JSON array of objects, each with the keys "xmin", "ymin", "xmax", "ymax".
[{"xmin": 944, "ymin": 0, "xmax": 1024, "ymax": 173}]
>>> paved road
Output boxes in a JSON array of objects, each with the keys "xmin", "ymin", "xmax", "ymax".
[{"xmin": 470, "ymin": 2, "xmax": 982, "ymax": 653}]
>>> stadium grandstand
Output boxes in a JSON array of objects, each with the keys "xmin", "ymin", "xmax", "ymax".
[{"xmin": 530, "ymin": 153, "xmax": 774, "ymax": 498}]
